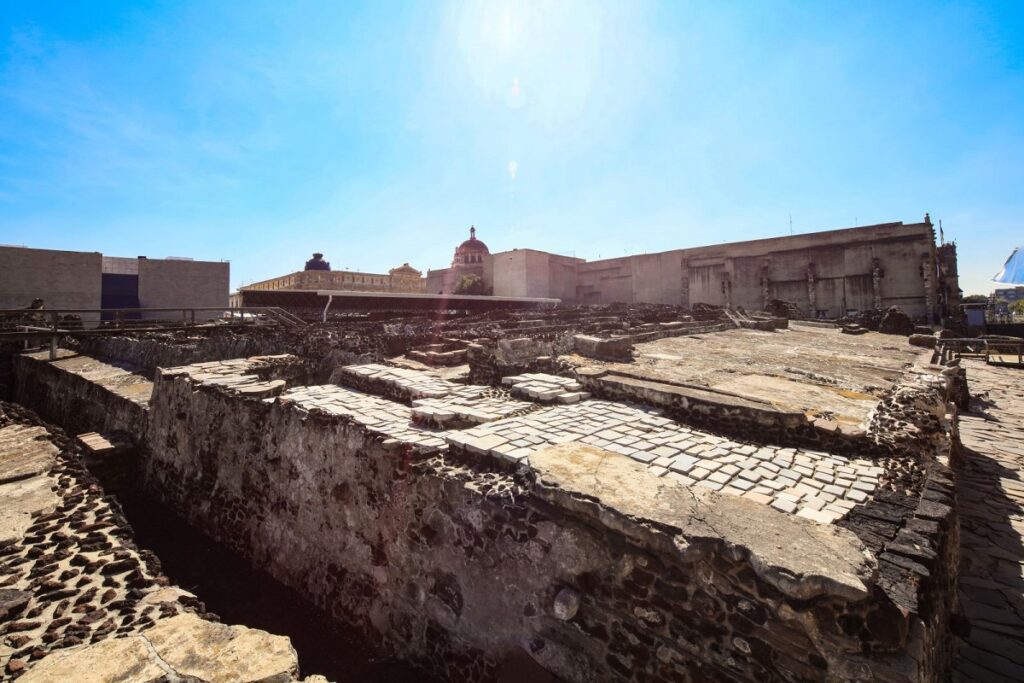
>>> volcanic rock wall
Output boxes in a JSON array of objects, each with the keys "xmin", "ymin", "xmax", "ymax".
[{"xmin": 10, "ymin": 353, "xmax": 148, "ymax": 439}]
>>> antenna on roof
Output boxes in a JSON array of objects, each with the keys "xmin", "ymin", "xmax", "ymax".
[{"xmin": 789, "ymin": 214, "xmax": 793, "ymax": 235}]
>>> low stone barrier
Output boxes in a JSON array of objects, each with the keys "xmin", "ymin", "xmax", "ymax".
[
  {"xmin": 574, "ymin": 368, "xmax": 876, "ymax": 457},
  {"xmin": 11, "ymin": 352, "xmax": 149, "ymax": 439}
]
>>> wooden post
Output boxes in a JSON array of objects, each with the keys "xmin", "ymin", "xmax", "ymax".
[{"xmin": 49, "ymin": 311, "xmax": 58, "ymax": 360}]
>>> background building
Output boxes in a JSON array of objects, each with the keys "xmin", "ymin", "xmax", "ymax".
[
  {"xmin": 0, "ymin": 246, "xmax": 229, "ymax": 322},
  {"xmin": 425, "ymin": 226, "xmax": 490, "ymax": 294},
  {"xmin": 993, "ymin": 286, "xmax": 1024, "ymax": 303},
  {"xmin": 242, "ymin": 253, "xmax": 425, "ymax": 294},
  {"xmin": 425, "ymin": 216, "xmax": 961, "ymax": 323}
]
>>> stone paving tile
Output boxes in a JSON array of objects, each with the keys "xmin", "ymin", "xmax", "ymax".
[
  {"xmin": 163, "ymin": 356, "xmax": 297, "ymax": 398},
  {"xmin": 952, "ymin": 361, "xmax": 1024, "ymax": 683},
  {"xmin": 411, "ymin": 394, "xmax": 533, "ymax": 428},
  {"xmin": 280, "ymin": 385, "xmax": 449, "ymax": 452},
  {"xmin": 501, "ymin": 373, "xmax": 591, "ymax": 404},
  {"xmin": 444, "ymin": 399, "xmax": 881, "ymax": 522},
  {"xmin": 338, "ymin": 363, "xmax": 483, "ymax": 400},
  {"xmin": 334, "ymin": 364, "xmax": 535, "ymax": 428}
]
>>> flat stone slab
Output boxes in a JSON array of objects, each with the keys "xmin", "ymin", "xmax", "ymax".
[
  {"xmin": 20, "ymin": 613, "xmax": 299, "ymax": 683},
  {"xmin": 18, "ymin": 634, "xmax": 169, "ymax": 682},
  {"xmin": 144, "ymin": 613, "xmax": 299, "ymax": 683},
  {"xmin": 0, "ymin": 424, "xmax": 57, "ymax": 484},
  {"xmin": 281, "ymin": 384, "xmax": 449, "ymax": 452},
  {"xmin": 501, "ymin": 373, "xmax": 590, "ymax": 404},
  {"xmin": 529, "ymin": 443, "xmax": 876, "ymax": 602},
  {"xmin": 0, "ymin": 423, "xmax": 60, "ymax": 546},
  {"xmin": 25, "ymin": 349, "xmax": 154, "ymax": 406},
  {"xmin": 0, "ymin": 473, "xmax": 58, "ymax": 546},
  {"xmin": 335, "ymin": 363, "xmax": 480, "ymax": 401}
]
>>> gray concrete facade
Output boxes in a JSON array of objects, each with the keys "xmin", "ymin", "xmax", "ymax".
[
  {"xmin": 0, "ymin": 246, "xmax": 228, "ymax": 320},
  {"xmin": 0, "ymin": 246, "xmax": 103, "ymax": 314}
]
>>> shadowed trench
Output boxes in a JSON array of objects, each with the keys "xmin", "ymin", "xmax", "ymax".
[{"xmin": 104, "ymin": 480, "xmax": 440, "ymax": 683}]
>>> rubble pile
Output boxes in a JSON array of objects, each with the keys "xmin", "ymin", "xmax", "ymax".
[
  {"xmin": 765, "ymin": 299, "xmax": 806, "ymax": 319},
  {"xmin": 878, "ymin": 306, "xmax": 916, "ymax": 336}
]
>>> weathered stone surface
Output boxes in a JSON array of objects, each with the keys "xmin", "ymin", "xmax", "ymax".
[
  {"xmin": 143, "ymin": 613, "xmax": 300, "ymax": 683},
  {"xmin": 21, "ymin": 616, "xmax": 303, "ymax": 683},
  {"xmin": 908, "ymin": 333, "xmax": 937, "ymax": 349},
  {"xmin": 18, "ymin": 634, "xmax": 169, "ymax": 683},
  {"xmin": 0, "ymin": 424, "xmax": 57, "ymax": 483},
  {"xmin": 572, "ymin": 334, "xmax": 633, "ymax": 361},
  {"xmin": 0, "ymin": 473, "xmax": 58, "ymax": 546},
  {"xmin": 528, "ymin": 443, "xmax": 876, "ymax": 601}
]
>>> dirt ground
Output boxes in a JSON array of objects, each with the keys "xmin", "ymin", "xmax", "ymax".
[{"xmin": 571, "ymin": 323, "xmax": 927, "ymax": 426}]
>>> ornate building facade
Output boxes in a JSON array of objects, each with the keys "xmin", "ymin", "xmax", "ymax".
[{"xmin": 242, "ymin": 254, "xmax": 425, "ymax": 294}]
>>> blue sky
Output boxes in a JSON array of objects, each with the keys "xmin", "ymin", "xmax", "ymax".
[{"xmin": 1, "ymin": 1, "xmax": 1021, "ymax": 295}]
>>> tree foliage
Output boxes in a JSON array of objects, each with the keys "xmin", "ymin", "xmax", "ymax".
[
  {"xmin": 961, "ymin": 294, "xmax": 989, "ymax": 304},
  {"xmin": 453, "ymin": 274, "xmax": 490, "ymax": 295},
  {"xmin": 1011, "ymin": 299, "xmax": 1024, "ymax": 315}
]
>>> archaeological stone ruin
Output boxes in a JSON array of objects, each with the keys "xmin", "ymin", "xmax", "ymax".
[{"xmin": 1, "ymin": 284, "xmax": 1022, "ymax": 682}]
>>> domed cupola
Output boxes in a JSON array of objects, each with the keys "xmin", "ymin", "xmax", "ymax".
[
  {"xmin": 304, "ymin": 252, "xmax": 331, "ymax": 271},
  {"xmin": 453, "ymin": 226, "xmax": 490, "ymax": 266}
]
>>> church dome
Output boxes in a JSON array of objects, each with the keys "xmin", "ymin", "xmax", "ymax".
[
  {"xmin": 453, "ymin": 226, "xmax": 489, "ymax": 266},
  {"xmin": 304, "ymin": 253, "xmax": 331, "ymax": 271}
]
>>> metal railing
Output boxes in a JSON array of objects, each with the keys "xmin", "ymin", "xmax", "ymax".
[
  {"xmin": 0, "ymin": 306, "xmax": 306, "ymax": 359},
  {"xmin": 936, "ymin": 338, "xmax": 1024, "ymax": 367}
]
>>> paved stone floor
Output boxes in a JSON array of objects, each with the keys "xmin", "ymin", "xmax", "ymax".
[
  {"xmin": 446, "ymin": 398, "xmax": 882, "ymax": 524},
  {"xmin": 952, "ymin": 360, "xmax": 1024, "ymax": 682}
]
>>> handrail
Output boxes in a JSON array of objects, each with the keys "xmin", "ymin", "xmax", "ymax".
[
  {"xmin": 0, "ymin": 305, "xmax": 306, "ymax": 358},
  {"xmin": 937, "ymin": 337, "xmax": 1024, "ymax": 367},
  {"xmin": 0, "ymin": 306, "xmax": 287, "ymax": 315}
]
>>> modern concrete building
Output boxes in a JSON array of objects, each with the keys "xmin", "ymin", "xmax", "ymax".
[
  {"xmin": 0, "ymin": 246, "xmax": 229, "ymax": 322},
  {"xmin": 994, "ymin": 286, "xmax": 1024, "ymax": 303},
  {"xmin": 425, "ymin": 216, "xmax": 961, "ymax": 323},
  {"xmin": 243, "ymin": 253, "xmax": 425, "ymax": 295}
]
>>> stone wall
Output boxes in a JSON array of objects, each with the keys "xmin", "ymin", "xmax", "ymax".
[
  {"xmin": 574, "ymin": 368, "xmax": 877, "ymax": 457},
  {"xmin": 136, "ymin": 361, "xmax": 955, "ymax": 682},
  {"xmin": 68, "ymin": 331, "xmax": 292, "ymax": 376},
  {"xmin": 10, "ymin": 354, "xmax": 148, "ymax": 439}
]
